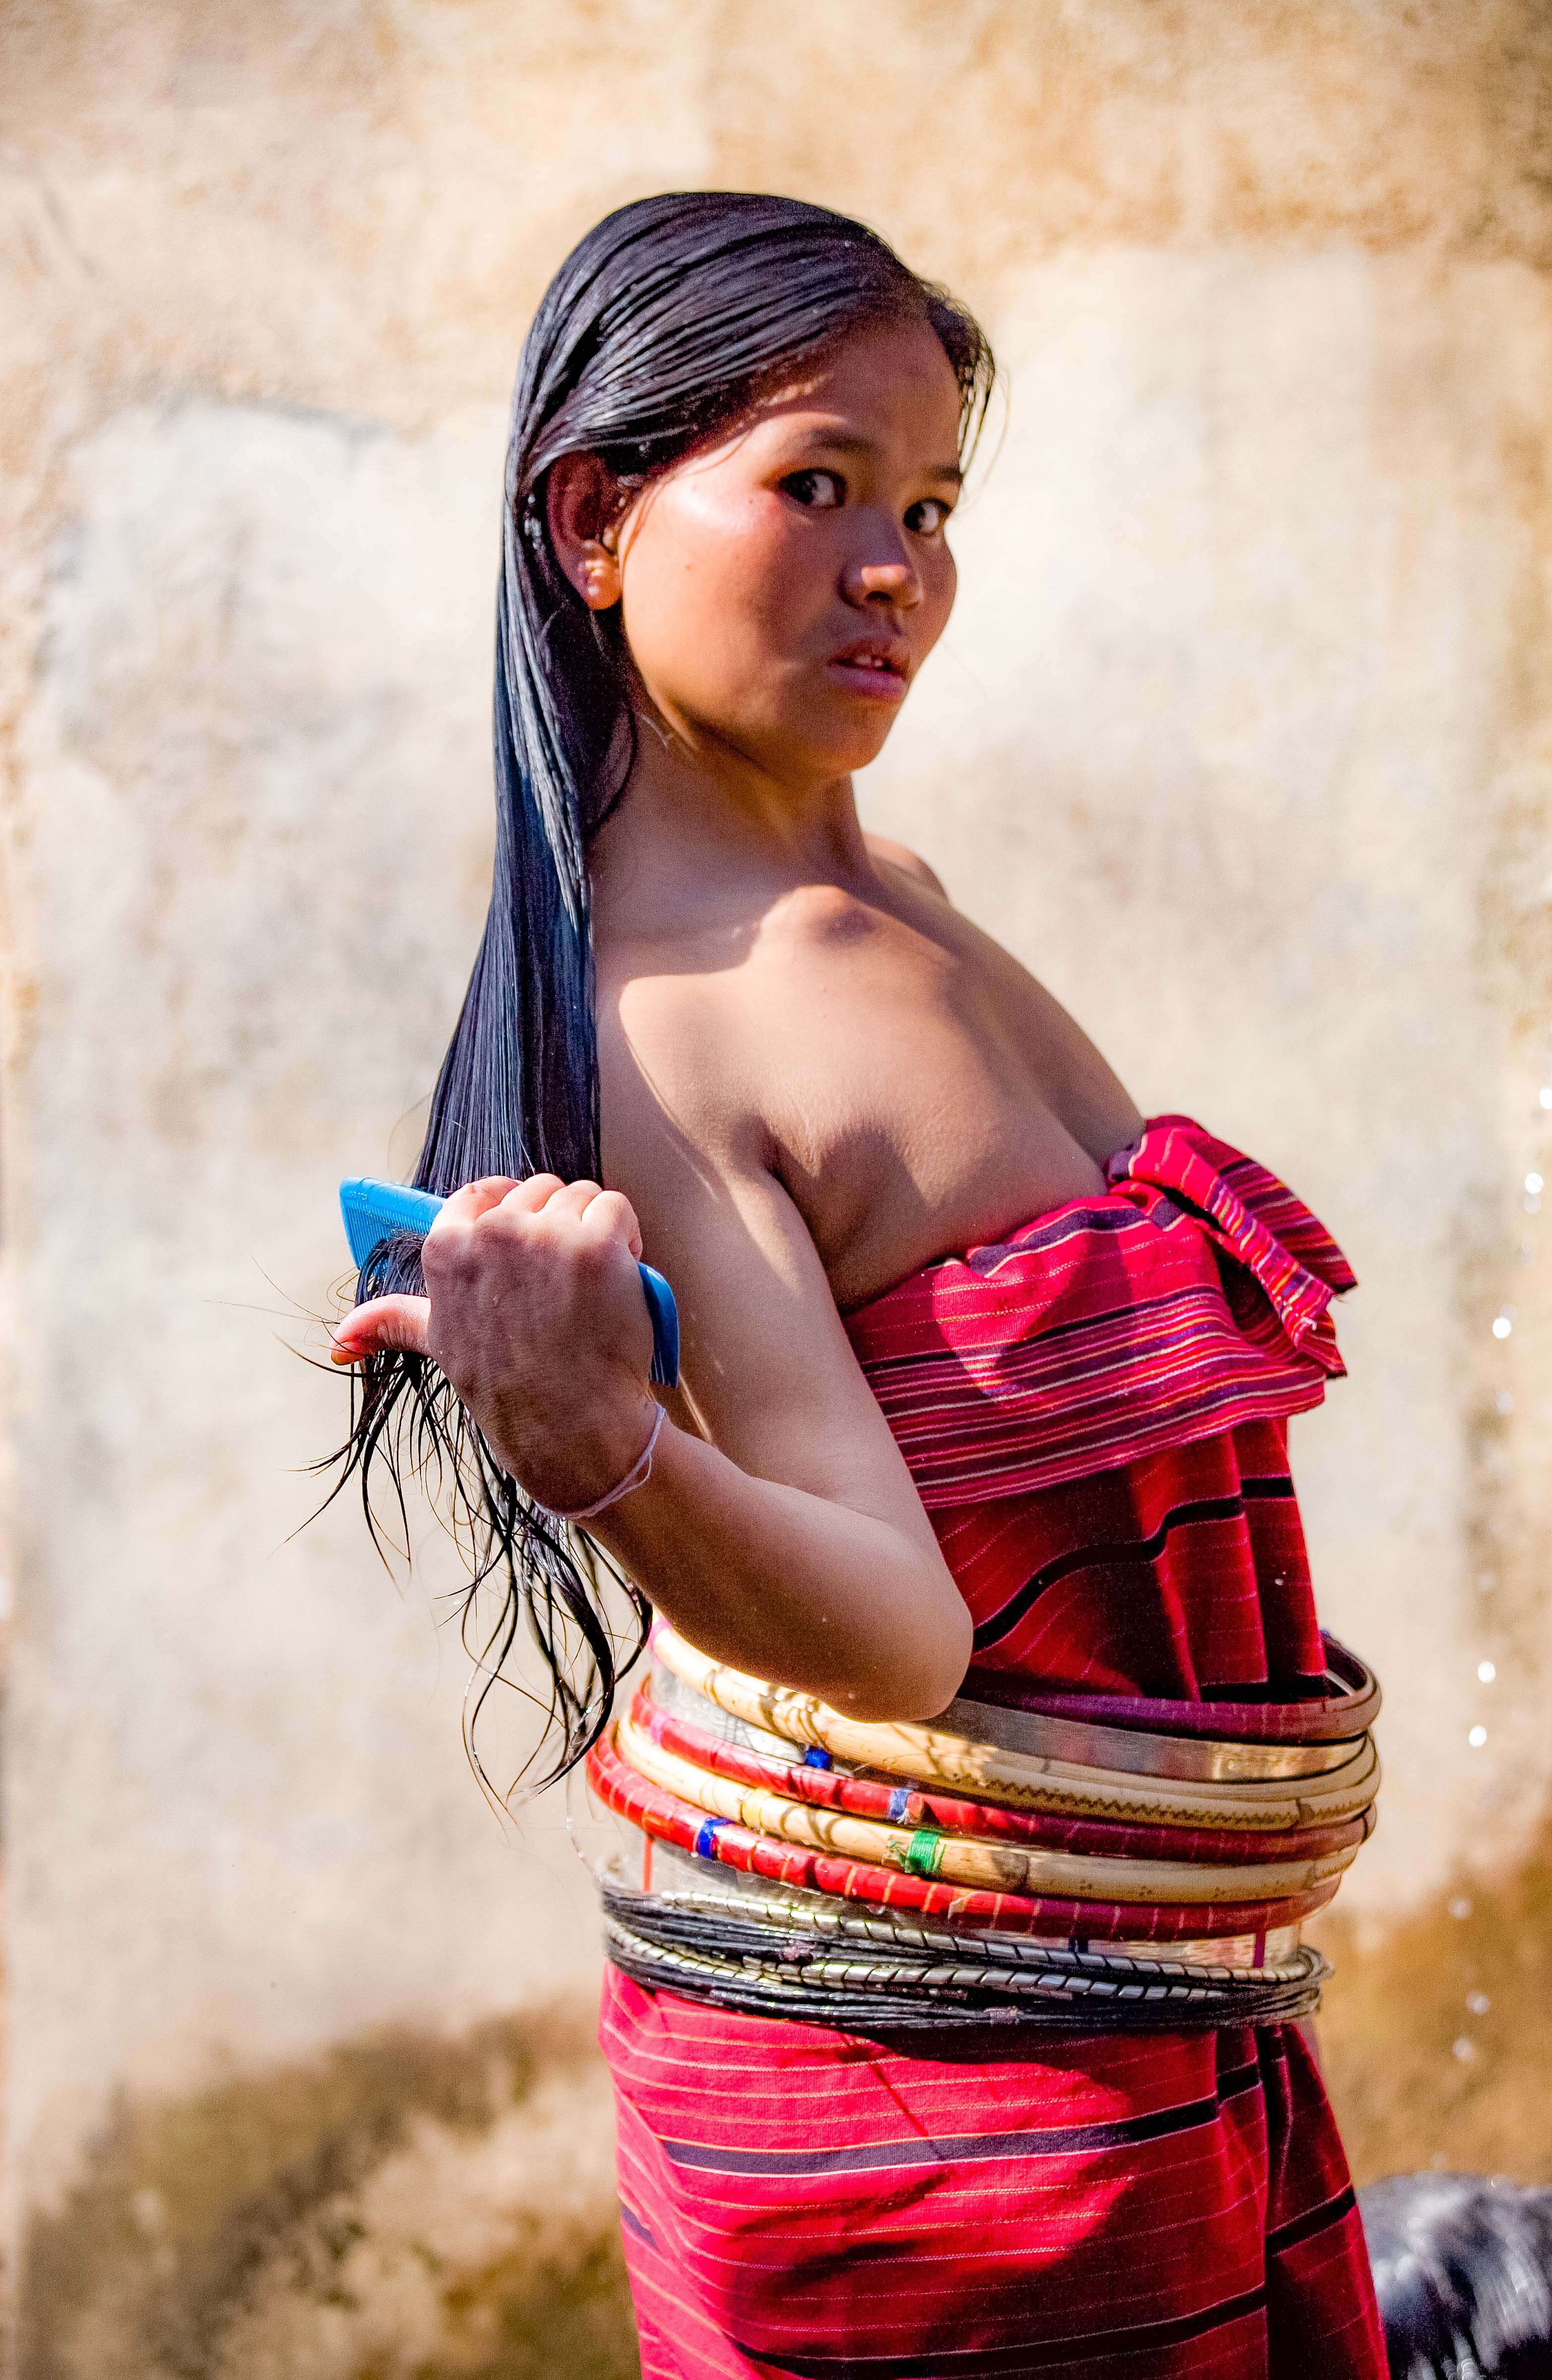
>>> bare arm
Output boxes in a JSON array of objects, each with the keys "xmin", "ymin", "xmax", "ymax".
[
  {"xmin": 593, "ymin": 1078, "xmax": 970, "ymax": 1717},
  {"xmin": 331, "ymin": 1102, "xmax": 972, "ymax": 1723}
]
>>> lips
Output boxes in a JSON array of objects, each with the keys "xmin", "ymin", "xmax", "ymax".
[{"xmin": 827, "ymin": 639, "xmax": 910, "ymax": 699}]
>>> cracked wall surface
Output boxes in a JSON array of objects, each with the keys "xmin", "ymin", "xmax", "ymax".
[{"xmin": 4, "ymin": 1, "xmax": 1552, "ymax": 2368}]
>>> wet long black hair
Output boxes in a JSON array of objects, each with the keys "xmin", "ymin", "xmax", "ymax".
[{"xmin": 332, "ymin": 192, "xmax": 994, "ymax": 1798}]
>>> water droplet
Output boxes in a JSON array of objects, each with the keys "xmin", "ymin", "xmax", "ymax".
[
  {"xmin": 1528, "ymin": 1174, "xmax": 1545, "ymax": 1195},
  {"xmin": 1492, "ymin": 1316, "xmax": 1513, "ymax": 1339},
  {"xmin": 1453, "ymin": 2035, "xmax": 1478, "ymax": 2061},
  {"xmin": 1525, "ymin": 1198, "xmax": 1543, "ymax": 1217},
  {"xmin": 1469, "ymin": 1725, "xmax": 1489, "ymax": 1748},
  {"xmin": 1478, "ymin": 1660, "xmax": 1497, "ymax": 1683},
  {"xmin": 1540, "ymin": 1087, "xmax": 1552, "ymax": 1109},
  {"xmin": 1448, "ymin": 1897, "xmax": 1473, "ymax": 1920},
  {"xmin": 1467, "ymin": 1991, "xmax": 1492, "ymax": 2016}
]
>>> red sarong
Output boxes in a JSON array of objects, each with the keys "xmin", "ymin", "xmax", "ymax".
[{"xmin": 602, "ymin": 1121, "xmax": 1386, "ymax": 2378}]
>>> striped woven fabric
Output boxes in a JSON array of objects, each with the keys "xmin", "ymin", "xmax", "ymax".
[
  {"xmin": 601, "ymin": 1120, "xmax": 1385, "ymax": 2377},
  {"xmin": 846, "ymin": 1118, "xmax": 1352, "ymax": 1513},
  {"xmin": 604, "ymin": 1982, "xmax": 1384, "ymax": 2377},
  {"xmin": 847, "ymin": 1120, "xmax": 1355, "ymax": 1694}
]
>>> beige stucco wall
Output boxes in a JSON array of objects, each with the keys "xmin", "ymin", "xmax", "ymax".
[{"xmin": 5, "ymin": 3, "xmax": 1552, "ymax": 2370}]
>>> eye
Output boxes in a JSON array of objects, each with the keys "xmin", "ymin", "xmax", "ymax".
[
  {"xmin": 904, "ymin": 497, "xmax": 953, "ymax": 536},
  {"xmin": 779, "ymin": 468, "xmax": 844, "ymax": 510}
]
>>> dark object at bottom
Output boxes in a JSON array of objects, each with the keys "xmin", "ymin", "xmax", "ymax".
[{"xmin": 1360, "ymin": 2173, "xmax": 1552, "ymax": 2379}]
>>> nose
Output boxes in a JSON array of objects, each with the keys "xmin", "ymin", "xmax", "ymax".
[{"xmin": 841, "ymin": 539, "xmax": 922, "ymax": 612}]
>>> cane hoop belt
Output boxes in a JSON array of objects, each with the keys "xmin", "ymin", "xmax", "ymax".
[
  {"xmin": 615, "ymin": 1708, "xmax": 1359, "ymax": 1904},
  {"xmin": 590, "ymin": 1633, "xmax": 1380, "ymax": 2033},
  {"xmin": 598, "ymin": 1845, "xmax": 1332, "ymax": 2031},
  {"xmin": 649, "ymin": 1626, "xmax": 1380, "ymax": 1829}
]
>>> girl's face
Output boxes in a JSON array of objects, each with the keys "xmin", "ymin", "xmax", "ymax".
[{"xmin": 550, "ymin": 316, "xmax": 965, "ymax": 792}]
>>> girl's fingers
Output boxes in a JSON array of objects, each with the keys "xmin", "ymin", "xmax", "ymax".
[
  {"xmin": 521, "ymin": 1178, "xmax": 643, "ymax": 1257},
  {"xmin": 330, "ymin": 1294, "xmax": 433, "ymax": 1363},
  {"xmin": 432, "ymin": 1176, "xmax": 639, "ymax": 1252},
  {"xmin": 433, "ymin": 1177, "xmax": 525, "ymax": 1233},
  {"xmin": 578, "ymin": 1188, "xmax": 644, "ymax": 1260},
  {"xmin": 527, "ymin": 1177, "xmax": 605, "ymax": 1226},
  {"xmin": 493, "ymin": 1173, "xmax": 567, "ymax": 1217}
]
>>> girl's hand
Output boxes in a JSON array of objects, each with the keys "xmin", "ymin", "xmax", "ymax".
[{"xmin": 331, "ymin": 1175, "xmax": 660, "ymax": 1512}]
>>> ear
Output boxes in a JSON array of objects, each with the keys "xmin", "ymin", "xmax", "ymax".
[{"xmin": 545, "ymin": 452, "xmax": 626, "ymax": 611}]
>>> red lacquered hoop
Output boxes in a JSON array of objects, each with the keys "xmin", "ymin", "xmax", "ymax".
[
  {"xmin": 631, "ymin": 1683, "xmax": 1373, "ymax": 1868},
  {"xmin": 588, "ymin": 1730, "xmax": 1339, "ymax": 1947}
]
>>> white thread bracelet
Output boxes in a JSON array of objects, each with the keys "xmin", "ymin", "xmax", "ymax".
[{"xmin": 550, "ymin": 1404, "xmax": 666, "ymax": 1523}]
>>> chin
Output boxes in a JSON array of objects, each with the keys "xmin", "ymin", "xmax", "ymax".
[
  {"xmin": 701, "ymin": 677, "xmax": 905, "ymax": 784},
  {"xmin": 774, "ymin": 701, "xmax": 903, "ymax": 780}
]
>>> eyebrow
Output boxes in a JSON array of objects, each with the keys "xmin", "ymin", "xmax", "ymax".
[{"xmin": 795, "ymin": 430, "xmax": 963, "ymax": 484}]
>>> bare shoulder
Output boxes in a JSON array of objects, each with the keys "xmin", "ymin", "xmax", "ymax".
[
  {"xmin": 594, "ymin": 877, "xmax": 871, "ymax": 1178},
  {"xmin": 863, "ymin": 833, "xmax": 950, "ymax": 901},
  {"xmin": 593, "ymin": 940, "xmax": 777, "ymax": 1249}
]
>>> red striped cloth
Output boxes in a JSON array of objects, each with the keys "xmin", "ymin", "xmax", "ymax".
[
  {"xmin": 604, "ymin": 1121, "xmax": 1384, "ymax": 2377},
  {"xmin": 604, "ymin": 1981, "xmax": 1382, "ymax": 2377},
  {"xmin": 845, "ymin": 1119, "xmax": 1355, "ymax": 1697}
]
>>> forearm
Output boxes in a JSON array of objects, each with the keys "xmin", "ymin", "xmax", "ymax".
[
  {"xmin": 585, "ymin": 1418, "xmax": 972, "ymax": 1722},
  {"xmin": 330, "ymin": 1180, "xmax": 971, "ymax": 1718}
]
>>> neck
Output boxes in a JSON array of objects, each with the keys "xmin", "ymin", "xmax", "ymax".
[{"xmin": 589, "ymin": 705, "xmax": 876, "ymax": 928}]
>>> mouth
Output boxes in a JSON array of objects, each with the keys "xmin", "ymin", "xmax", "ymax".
[{"xmin": 826, "ymin": 640, "xmax": 911, "ymax": 702}]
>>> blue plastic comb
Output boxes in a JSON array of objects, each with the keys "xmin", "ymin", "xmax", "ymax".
[{"xmin": 339, "ymin": 1176, "xmax": 680, "ymax": 1390}]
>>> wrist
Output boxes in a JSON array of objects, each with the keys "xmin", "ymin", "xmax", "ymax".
[
  {"xmin": 488, "ymin": 1388, "xmax": 662, "ymax": 1516},
  {"xmin": 551, "ymin": 1404, "xmax": 665, "ymax": 1521}
]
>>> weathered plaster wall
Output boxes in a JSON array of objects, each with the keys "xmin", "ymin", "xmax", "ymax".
[{"xmin": 4, "ymin": 1, "xmax": 1552, "ymax": 2369}]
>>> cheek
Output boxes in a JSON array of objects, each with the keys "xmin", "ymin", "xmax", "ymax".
[{"xmin": 619, "ymin": 490, "xmax": 825, "ymax": 691}]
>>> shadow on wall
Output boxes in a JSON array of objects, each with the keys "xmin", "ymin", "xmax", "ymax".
[
  {"xmin": 1315, "ymin": 1811, "xmax": 1552, "ymax": 2186},
  {"xmin": 20, "ymin": 2003, "xmax": 639, "ymax": 2380}
]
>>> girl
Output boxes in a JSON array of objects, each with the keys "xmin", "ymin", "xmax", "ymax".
[{"xmin": 332, "ymin": 193, "xmax": 1385, "ymax": 2380}]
